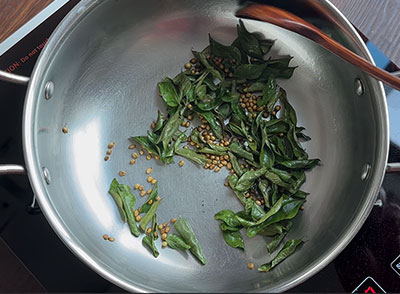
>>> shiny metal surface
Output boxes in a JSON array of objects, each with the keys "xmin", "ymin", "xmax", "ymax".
[
  {"xmin": 20, "ymin": 0, "xmax": 390, "ymax": 292},
  {"xmin": 387, "ymin": 163, "xmax": 400, "ymax": 173},
  {"xmin": 0, "ymin": 164, "xmax": 26, "ymax": 175},
  {"xmin": 0, "ymin": 70, "xmax": 30, "ymax": 86}
]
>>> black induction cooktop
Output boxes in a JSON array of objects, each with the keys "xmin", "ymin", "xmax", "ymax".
[{"xmin": 0, "ymin": 1, "xmax": 399, "ymax": 292}]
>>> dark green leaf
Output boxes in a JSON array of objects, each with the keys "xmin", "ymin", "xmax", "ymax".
[
  {"xmin": 253, "ymin": 196, "xmax": 284, "ymax": 225},
  {"xmin": 235, "ymin": 167, "xmax": 267, "ymax": 192},
  {"xmin": 167, "ymin": 234, "xmax": 191, "ymax": 250},
  {"xmin": 278, "ymin": 159, "xmax": 320, "ymax": 170},
  {"xmin": 209, "ymin": 35, "xmax": 242, "ymax": 62},
  {"xmin": 234, "ymin": 63, "xmax": 268, "ymax": 80},
  {"xmin": 156, "ymin": 106, "xmax": 183, "ymax": 150},
  {"xmin": 217, "ymin": 103, "xmax": 232, "ymax": 119},
  {"xmin": 175, "ymin": 148, "xmax": 208, "ymax": 165},
  {"xmin": 142, "ymin": 234, "xmax": 159, "ymax": 258},
  {"xmin": 219, "ymin": 223, "xmax": 241, "ymax": 232},
  {"xmin": 264, "ymin": 171, "xmax": 292, "ymax": 190},
  {"xmin": 245, "ymin": 198, "xmax": 266, "ymax": 221},
  {"xmin": 293, "ymin": 190, "xmax": 309, "ymax": 199},
  {"xmin": 195, "ymin": 84, "xmax": 207, "ymax": 100},
  {"xmin": 173, "ymin": 132, "xmax": 187, "ymax": 152},
  {"xmin": 258, "ymin": 179, "xmax": 270, "ymax": 208},
  {"xmin": 130, "ymin": 136, "xmax": 159, "ymax": 155},
  {"xmin": 108, "ymin": 178, "xmax": 127, "ymax": 222},
  {"xmin": 258, "ymin": 239, "xmax": 303, "ymax": 272},
  {"xmin": 247, "ymin": 196, "xmax": 303, "ymax": 237},
  {"xmin": 259, "ymin": 39, "xmax": 274, "ymax": 55},
  {"xmin": 266, "ymin": 222, "xmax": 293, "ymax": 254},
  {"xmin": 140, "ymin": 183, "xmax": 158, "ymax": 214},
  {"xmin": 215, "ymin": 209, "xmax": 242, "ymax": 228},
  {"xmin": 158, "ymin": 77, "xmax": 180, "ymax": 107},
  {"xmin": 237, "ymin": 19, "xmax": 263, "ymax": 59},
  {"xmin": 139, "ymin": 198, "xmax": 161, "ymax": 231},
  {"xmin": 258, "ymin": 76, "xmax": 278, "ymax": 107},
  {"xmin": 174, "ymin": 217, "xmax": 206, "ymax": 265},
  {"xmin": 198, "ymin": 111, "xmax": 223, "ymax": 139},
  {"xmin": 222, "ymin": 231, "xmax": 245, "ymax": 250},
  {"xmin": 229, "ymin": 142, "xmax": 254, "ymax": 161},
  {"xmin": 153, "ymin": 110, "xmax": 165, "ymax": 132},
  {"xmin": 197, "ymin": 147, "xmax": 226, "ymax": 156},
  {"xmin": 192, "ymin": 50, "xmax": 224, "ymax": 81},
  {"xmin": 228, "ymin": 151, "xmax": 244, "ymax": 176}
]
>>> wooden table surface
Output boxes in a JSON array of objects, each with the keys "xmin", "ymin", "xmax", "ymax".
[
  {"xmin": 0, "ymin": 0, "xmax": 398, "ymax": 292},
  {"xmin": 0, "ymin": 0, "xmax": 399, "ymax": 63}
]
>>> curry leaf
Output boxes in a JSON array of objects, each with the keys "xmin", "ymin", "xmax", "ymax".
[
  {"xmin": 259, "ymin": 239, "xmax": 303, "ymax": 272},
  {"xmin": 222, "ymin": 231, "xmax": 245, "ymax": 250}
]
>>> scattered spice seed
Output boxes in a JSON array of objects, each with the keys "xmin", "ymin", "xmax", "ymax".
[
  {"xmin": 161, "ymin": 233, "xmax": 167, "ymax": 240},
  {"xmin": 146, "ymin": 167, "xmax": 153, "ymax": 174},
  {"xmin": 300, "ymin": 205, "xmax": 305, "ymax": 211},
  {"xmin": 129, "ymin": 144, "xmax": 135, "ymax": 149},
  {"xmin": 135, "ymin": 215, "xmax": 142, "ymax": 222},
  {"xmin": 146, "ymin": 227, "xmax": 152, "ymax": 234},
  {"xmin": 155, "ymin": 195, "xmax": 161, "ymax": 201},
  {"xmin": 139, "ymin": 150, "xmax": 144, "ymax": 155},
  {"xmin": 184, "ymin": 63, "xmax": 191, "ymax": 69},
  {"xmin": 147, "ymin": 176, "xmax": 153, "ymax": 182},
  {"xmin": 108, "ymin": 142, "xmax": 115, "ymax": 149},
  {"xmin": 248, "ymin": 262, "xmax": 254, "ymax": 270},
  {"xmin": 163, "ymin": 222, "xmax": 168, "ymax": 227},
  {"xmin": 103, "ymin": 234, "xmax": 109, "ymax": 240},
  {"xmin": 106, "ymin": 149, "xmax": 112, "ymax": 155},
  {"xmin": 165, "ymin": 226, "xmax": 170, "ymax": 233},
  {"xmin": 158, "ymin": 224, "xmax": 163, "ymax": 230},
  {"xmin": 147, "ymin": 189, "xmax": 152, "ymax": 195},
  {"xmin": 155, "ymin": 155, "xmax": 160, "ymax": 160},
  {"xmin": 146, "ymin": 154, "xmax": 152, "ymax": 160},
  {"xmin": 139, "ymin": 185, "xmax": 144, "ymax": 191},
  {"xmin": 119, "ymin": 171, "xmax": 127, "ymax": 177},
  {"xmin": 104, "ymin": 155, "xmax": 110, "ymax": 161},
  {"xmin": 134, "ymin": 184, "xmax": 140, "ymax": 190},
  {"xmin": 148, "ymin": 199, "xmax": 153, "ymax": 205},
  {"xmin": 162, "ymin": 241, "xmax": 168, "ymax": 248},
  {"xmin": 170, "ymin": 218, "xmax": 176, "ymax": 224},
  {"xmin": 130, "ymin": 159, "xmax": 136, "ymax": 165},
  {"xmin": 151, "ymin": 179, "xmax": 157, "ymax": 185},
  {"xmin": 62, "ymin": 127, "xmax": 68, "ymax": 134},
  {"xmin": 178, "ymin": 160, "xmax": 185, "ymax": 167},
  {"xmin": 134, "ymin": 210, "xmax": 139, "ymax": 217},
  {"xmin": 153, "ymin": 231, "xmax": 158, "ymax": 238},
  {"xmin": 140, "ymin": 191, "xmax": 146, "ymax": 197},
  {"xmin": 108, "ymin": 237, "xmax": 115, "ymax": 242}
]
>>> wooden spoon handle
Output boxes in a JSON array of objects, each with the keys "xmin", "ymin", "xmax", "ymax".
[{"xmin": 237, "ymin": 4, "xmax": 400, "ymax": 91}]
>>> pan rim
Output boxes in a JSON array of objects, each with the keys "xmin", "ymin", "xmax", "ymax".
[{"xmin": 21, "ymin": 0, "xmax": 389, "ymax": 292}]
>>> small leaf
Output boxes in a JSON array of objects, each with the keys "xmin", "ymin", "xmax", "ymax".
[
  {"xmin": 158, "ymin": 78, "xmax": 180, "ymax": 107},
  {"xmin": 258, "ymin": 239, "xmax": 303, "ymax": 272},
  {"xmin": 166, "ymin": 234, "xmax": 191, "ymax": 250},
  {"xmin": 209, "ymin": 35, "xmax": 242, "ymax": 63},
  {"xmin": 222, "ymin": 231, "xmax": 245, "ymax": 250}
]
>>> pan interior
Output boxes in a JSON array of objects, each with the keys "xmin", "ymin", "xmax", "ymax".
[{"xmin": 28, "ymin": 0, "xmax": 385, "ymax": 292}]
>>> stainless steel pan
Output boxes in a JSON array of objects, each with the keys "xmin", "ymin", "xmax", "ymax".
[{"xmin": 1, "ymin": 0, "xmax": 399, "ymax": 292}]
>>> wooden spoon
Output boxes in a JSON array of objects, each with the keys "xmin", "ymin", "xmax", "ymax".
[{"xmin": 236, "ymin": 4, "xmax": 400, "ymax": 91}]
